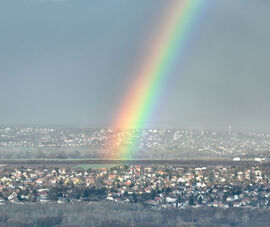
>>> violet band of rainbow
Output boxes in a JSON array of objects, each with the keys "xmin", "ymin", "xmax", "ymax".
[{"xmin": 110, "ymin": 0, "xmax": 206, "ymax": 159}]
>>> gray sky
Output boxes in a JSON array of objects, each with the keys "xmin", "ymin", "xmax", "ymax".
[{"xmin": 1, "ymin": 0, "xmax": 270, "ymax": 132}]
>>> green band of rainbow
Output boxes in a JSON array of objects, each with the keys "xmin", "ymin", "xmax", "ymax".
[{"xmin": 110, "ymin": 0, "xmax": 206, "ymax": 159}]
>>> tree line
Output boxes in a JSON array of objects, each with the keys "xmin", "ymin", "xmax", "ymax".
[{"xmin": 0, "ymin": 202, "xmax": 269, "ymax": 226}]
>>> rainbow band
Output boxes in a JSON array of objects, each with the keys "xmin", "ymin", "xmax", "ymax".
[{"xmin": 111, "ymin": 0, "xmax": 206, "ymax": 159}]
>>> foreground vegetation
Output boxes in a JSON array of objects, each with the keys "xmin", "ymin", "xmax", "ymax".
[{"xmin": 0, "ymin": 202, "xmax": 269, "ymax": 227}]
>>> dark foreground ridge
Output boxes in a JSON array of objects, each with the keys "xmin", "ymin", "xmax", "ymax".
[{"xmin": 0, "ymin": 202, "xmax": 270, "ymax": 227}]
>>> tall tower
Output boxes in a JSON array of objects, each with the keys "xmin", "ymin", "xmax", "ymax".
[{"xmin": 228, "ymin": 125, "xmax": 232, "ymax": 136}]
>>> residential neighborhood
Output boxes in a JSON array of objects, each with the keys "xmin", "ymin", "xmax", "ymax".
[{"xmin": 0, "ymin": 164, "xmax": 269, "ymax": 209}]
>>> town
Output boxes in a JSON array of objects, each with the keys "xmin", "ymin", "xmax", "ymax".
[
  {"xmin": 1, "ymin": 126, "xmax": 270, "ymax": 160},
  {"xmin": 0, "ymin": 164, "xmax": 269, "ymax": 209}
]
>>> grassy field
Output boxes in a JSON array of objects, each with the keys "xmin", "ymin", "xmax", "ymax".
[
  {"xmin": 0, "ymin": 159, "xmax": 268, "ymax": 169},
  {"xmin": 73, "ymin": 163, "xmax": 120, "ymax": 169}
]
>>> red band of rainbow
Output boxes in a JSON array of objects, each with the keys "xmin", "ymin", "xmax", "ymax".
[{"xmin": 109, "ymin": 0, "xmax": 206, "ymax": 159}]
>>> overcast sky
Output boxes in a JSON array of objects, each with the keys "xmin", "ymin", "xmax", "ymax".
[{"xmin": 1, "ymin": 0, "xmax": 270, "ymax": 132}]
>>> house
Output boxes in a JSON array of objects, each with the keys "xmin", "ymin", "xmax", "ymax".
[{"xmin": 166, "ymin": 197, "xmax": 177, "ymax": 203}]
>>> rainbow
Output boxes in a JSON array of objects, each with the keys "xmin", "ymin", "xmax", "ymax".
[{"xmin": 109, "ymin": 0, "xmax": 206, "ymax": 159}]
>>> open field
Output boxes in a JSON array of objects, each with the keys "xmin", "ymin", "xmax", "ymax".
[
  {"xmin": 0, "ymin": 159, "xmax": 269, "ymax": 168},
  {"xmin": 73, "ymin": 164, "xmax": 120, "ymax": 169}
]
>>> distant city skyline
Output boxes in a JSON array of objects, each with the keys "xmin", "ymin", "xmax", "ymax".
[{"xmin": 1, "ymin": 0, "xmax": 270, "ymax": 132}]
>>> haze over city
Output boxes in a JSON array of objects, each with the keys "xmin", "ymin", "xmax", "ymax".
[{"xmin": 1, "ymin": 0, "xmax": 270, "ymax": 132}]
